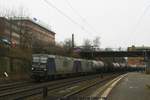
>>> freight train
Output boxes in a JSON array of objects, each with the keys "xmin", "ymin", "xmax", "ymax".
[{"xmin": 31, "ymin": 54, "xmax": 145, "ymax": 81}]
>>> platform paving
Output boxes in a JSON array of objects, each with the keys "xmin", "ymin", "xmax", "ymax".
[{"xmin": 108, "ymin": 72, "xmax": 150, "ymax": 100}]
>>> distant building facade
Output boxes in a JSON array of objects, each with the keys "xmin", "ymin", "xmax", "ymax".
[
  {"xmin": 0, "ymin": 17, "xmax": 55, "ymax": 48},
  {"xmin": 127, "ymin": 45, "xmax": 150, "ymax": 66},
  {"xmin": 0, "ymin": 17, "xmax": 20, "ymax": 45}
]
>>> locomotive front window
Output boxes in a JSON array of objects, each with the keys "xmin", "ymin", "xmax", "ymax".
[
  {"xmin": 33, "ymin": 57, "xmax": 40, "ymax": 62},
  {"xmin": 32, "ymin": 56, "xmax": 47, "ymax": 71},
  {"xmin": 40, "ymin": 57, "xmax": 47, "ymax": 69},
  {"xmin": 40, "ymin": 57, "xmax": 47, "ymax": 63}
]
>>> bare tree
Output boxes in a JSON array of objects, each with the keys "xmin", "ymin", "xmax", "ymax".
[
  {"xmin": 20, "ymin": 26, "xmax": 33, "ymax": 48},
  {"xmin": 105, "ymin": 47, "xmax": 113, "ymax": 51},
  {"xmin": 60, "ymin": 38, "xmax": 79, "ymax": 57},
  {"xmin": 82, "ymin": 38, "xmax": 92, "ymax": 51},
  {"xmin": 0, "ymin": 8, "xmax": 17, "ymax": 47},
  {"xmin": 62, "ymin": 38, "xmax": 73, "ymax": 56},
  {"xmin": 12, "ymin": 7, "xmax": 31, "ymax": 48},
  {"xmin": 0, "ymin": 8, "xmax": 13, "ymax": 17},
  {"xmin": 63, "ymin": 38, "xmax": 72, "ymax": 50},
  {"xmin": 0, "ymin": 6, "xmax": 31, "ymax": 48},
  {"xmin": 93, "ymin": 36, "xmax": 100, "ymax": 48}
]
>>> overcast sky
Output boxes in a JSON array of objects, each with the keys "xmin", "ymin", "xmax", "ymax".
[{"xmin": 0, "ymin": 0, "xmax": 150, "ymax": 48}]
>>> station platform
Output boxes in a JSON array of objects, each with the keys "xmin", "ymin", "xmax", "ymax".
[{"xmin": 108, "ymin": 72, "xmax": 150, "ymax": 100}]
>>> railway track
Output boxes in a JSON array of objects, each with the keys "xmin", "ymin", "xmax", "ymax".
[
  {"xmin": 0, "ymin": 74, "xmax": 103, "ymax": 99},
  {"xmin": 0, "ymin": 81, "xmax": 35, "ymax": 93},
  {"xmin": 46, "ymin": 73, "xmax": 121, "ymax": 100},
  {"xmin": 0, "ymin": 73, "xmax": 123, "ymax": 100},
  {"xmin": 0, "ymin": 79, "xmax": 29, "ymax": 85},
  {"xmin": 0, "ymin": 80, "xmax": 14, "ymax": 85}
]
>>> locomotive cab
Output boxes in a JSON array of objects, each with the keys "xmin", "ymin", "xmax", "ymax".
[{"xmin": 31, "ymin": 55, "xmax": 48, "ymax": 80}]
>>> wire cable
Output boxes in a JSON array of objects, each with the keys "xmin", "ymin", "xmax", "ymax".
[
  {"xmin": 65, "ymin": 0, "xmax": 100, "ymax": 35},
  {"xmin": 132, "ymin": 5, "xmax": 150, "ymax": 34},
  {"xmin": 43, "ymin": 0, "xmax": 94, "ymax": 34}
]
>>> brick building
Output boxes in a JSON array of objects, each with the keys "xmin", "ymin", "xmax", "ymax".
[
  {"xmin": 0, "ymin": 17, "xmax": 55, "ymax": 48},
  {"xmin": 127, "ymin": 45, "xmax": 150, "ymax": 66},
  {"xmin": 0, "ymin": 17, "xmax": 20, "ymax": 45}
]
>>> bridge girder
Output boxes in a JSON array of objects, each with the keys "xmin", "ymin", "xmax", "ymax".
[{"xmin": 80, "ymin": 51, "xmax": 150, "ymax": 58}]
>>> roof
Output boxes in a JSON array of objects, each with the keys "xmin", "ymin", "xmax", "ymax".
[{"xmin": 9, "ymin": 17, "xmax": 56, "ymax": 35}]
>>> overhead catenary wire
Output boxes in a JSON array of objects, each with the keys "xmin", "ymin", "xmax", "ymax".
[
  {"xmin": 42, "ymin": 0, "xmax": 94, "ymax": 34},
  {"xmin": 132, "ymin": 5, "xmax": 150, "ymax": 34},
  {"xmin": 64, "ymin": 0, "xmax": 100, "ymax": 35}
]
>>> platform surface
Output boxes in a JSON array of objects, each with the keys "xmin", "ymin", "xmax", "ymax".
[{"xmin": 108, "ymin": 72, "xmax": 150, "ymax": 100}]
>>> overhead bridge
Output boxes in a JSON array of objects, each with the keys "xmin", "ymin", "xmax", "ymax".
[
  {"xmin": 80, "ymin": 51, "xmax": 150, "ymax": 58},
  {"xmin": 80, "ymin": 50, "xmax": 150, "ymax": 73}
]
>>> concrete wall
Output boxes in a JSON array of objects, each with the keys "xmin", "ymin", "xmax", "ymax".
[
  {"xmin": 0, "ymin": 57, "xmax": 31, "ymax": 79},
  {"xmin": 0, "ymin": 57, "xmax": 10, "ymax": 73}
]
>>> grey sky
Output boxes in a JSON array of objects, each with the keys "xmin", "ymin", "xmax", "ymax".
[{"xmin": 0, "ymin": 0, "xmax": 150, "ymax": 48}]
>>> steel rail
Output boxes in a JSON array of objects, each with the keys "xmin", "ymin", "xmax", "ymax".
[
  {"xmin": 58, "ymin": 73, "xmax": 122, "ymax": 100},
  {"xmin": 0, "ymin": 74, "xmax": 105, "ymax": 99}
]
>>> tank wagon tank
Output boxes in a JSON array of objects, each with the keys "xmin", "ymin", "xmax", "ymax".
[
  {"xmin": 112, "ymin": 63, "xmax": 120, "ymax": 68},
  {"xmin": 119, "ymin": 63, "xmax": 127, "ymax": 72},
  {"xmin": 112, "ymin": 63, "xmax": 120, "ymax": 72},
  {"xmin": 92, "ymin": 61, "xmax": 104, "ymax": 72}
]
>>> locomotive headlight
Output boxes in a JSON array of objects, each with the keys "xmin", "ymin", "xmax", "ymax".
[{"xmin": 31, "ymin": 67, "xmax": 34, "ymax": 70}]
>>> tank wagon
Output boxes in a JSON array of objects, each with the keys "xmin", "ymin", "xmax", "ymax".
[{"xmin": 31, "ymin": 54, "xmax": 143, "ymax": 81}]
